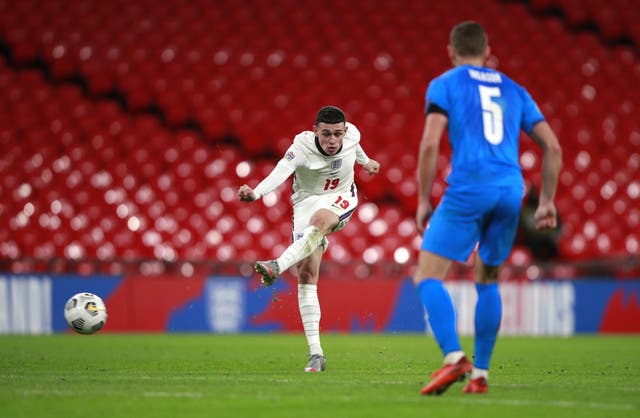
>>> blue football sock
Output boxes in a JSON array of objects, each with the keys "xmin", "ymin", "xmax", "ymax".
[
  {"xmin": 474, "ymin": 282, "xmax": 502, "ymax": 370},
  {"xmin": 416, "ymin": 278, "xmax": 461, "ymax": 355}
]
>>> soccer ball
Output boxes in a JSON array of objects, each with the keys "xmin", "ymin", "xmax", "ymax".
[{"xmin": 64, "ymin": 292, "xmax": 108, "ymax": 334}]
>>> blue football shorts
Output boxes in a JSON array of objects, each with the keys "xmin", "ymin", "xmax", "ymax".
[{"xmin": 421, "ymin": 184, "xmax": 524, "ymax": 266}]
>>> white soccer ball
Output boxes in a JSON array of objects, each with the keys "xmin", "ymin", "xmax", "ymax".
[{"xmin": 64, "ymin": 292, "xmax": 108, "ymax": 334}]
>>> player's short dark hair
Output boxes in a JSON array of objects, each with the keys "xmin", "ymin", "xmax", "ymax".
[
  {"xmin": 450, "ymin": 21, "xmax": 487, "ymax": 58},
  {"xmin": 316, "ymin": 106, "xmax": 346, "ymax": 125}
]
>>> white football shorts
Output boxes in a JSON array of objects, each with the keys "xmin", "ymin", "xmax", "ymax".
[{"xmin": 292, "ymin": 190, "xmax": 358, "ymax": 249}]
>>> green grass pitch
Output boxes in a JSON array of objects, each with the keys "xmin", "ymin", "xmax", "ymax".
[{"xmin": 1, "ymin": 334, "xmax": 638, "ymax": 418}]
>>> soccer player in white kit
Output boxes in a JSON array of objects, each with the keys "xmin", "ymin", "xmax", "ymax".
[{"xmin": 238, "ymin": 106, "xmax": 380, "ymax": 372}]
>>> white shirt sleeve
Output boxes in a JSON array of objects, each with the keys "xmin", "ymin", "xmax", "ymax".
[
  {"xmin": 347, "ymin": 122, "xmax": 370, "ymax": 165},
  {"xmin": 253, "ymin": 159, "xmax": 295, "ymax": 199},
  {"xmin": 356, "ymin": 144, "xmax": 370, "ymax": 165}
]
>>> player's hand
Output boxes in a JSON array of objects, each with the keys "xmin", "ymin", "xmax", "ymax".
[
  {"xmin": 533, "ymin": 201, "xmax": 557, "ymax": 229},
  {"xmin": 363, "ymin": 159, "xmax": 380, "ymax": 175},
  {"xmin": 238, "ymin": 184, "xmax": 257, "ymax": 202},
  {"xmin": 415, "ymin": 200, "xmax": 433, "ymax": 232}
]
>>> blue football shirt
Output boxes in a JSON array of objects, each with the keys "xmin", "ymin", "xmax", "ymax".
[{"xmin": 425, "ymin": 65, "xmax": 544, "ymax": 188}]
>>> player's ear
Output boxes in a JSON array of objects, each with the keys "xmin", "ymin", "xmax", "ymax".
[
  {"xmin": 446, "ymin": 45, "xmax": 456, "ymax": 64},
  {"xmin": 484, "ymin": 45, "xmax": 491, "ymax": 61}
]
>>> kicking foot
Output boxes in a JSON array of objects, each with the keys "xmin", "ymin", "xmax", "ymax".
[
  {"xmin": 420, "ymin": 356, "xmax": 472, "ymax": 395},
  {"xmin": 254, "ymin": 260, "xmax": 280, "ymax": 286}
]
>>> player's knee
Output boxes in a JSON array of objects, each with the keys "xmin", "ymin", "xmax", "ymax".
[
  {"xmin": 412, "ymin": 275, "xmax": 426, "ymax": 286},
  {"xmin": 309, "ymin": 210, "xmax": 339, "ymax": 232},
  {"xmin": 477, "ymin": 265, "xmax": 500, "ymax": 283},
  {"xmin": 298, "ymin": 269, "xmax": 318, "ymax": 284}
]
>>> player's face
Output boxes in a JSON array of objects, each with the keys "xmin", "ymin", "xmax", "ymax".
[{"xmin": 314, "ymin": 122, "xmax": 346, "ymax": 155}]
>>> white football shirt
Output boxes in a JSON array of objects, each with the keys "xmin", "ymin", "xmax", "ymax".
[{"xmin": 254, "ymin": 122, "xmax": 370, "ymax": 204}]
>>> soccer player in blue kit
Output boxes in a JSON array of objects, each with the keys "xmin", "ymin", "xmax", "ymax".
[{"xmin": 415, "ymin": 21, "xmax": 562, "ymax": 394}]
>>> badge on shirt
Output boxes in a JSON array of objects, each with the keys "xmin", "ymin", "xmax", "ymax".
[
  {"xmin": 285, "ymin": 151, "xmax": 296, "ymax": 161},
  {"xmin": 330, "ymin": 159, "xmax": 342, "ymax": 170}
]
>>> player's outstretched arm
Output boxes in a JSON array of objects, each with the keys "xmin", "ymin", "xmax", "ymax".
[
  {"xmin": 239, "ymin": 159, "xmax": 296, "ymax": 203},
  {"xmin": 238, "ymin": 184, "xmax": 257, "ymax": 202}
]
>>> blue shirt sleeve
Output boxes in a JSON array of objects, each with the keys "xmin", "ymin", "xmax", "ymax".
[
  {"xmin": 519, "ymin": 87, "xmax": 545, "ymax": 134},
  {"xmin": 425, "ymin": 76, "xmax": 449, "ymax": 115}
]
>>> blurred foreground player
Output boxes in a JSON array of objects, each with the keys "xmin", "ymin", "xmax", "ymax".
[
  {"xmin": 238, "ymin": 106, "xmax": 380, "ymax": 372},
  {"xmin": 414, "ymin": 21, "xmax": 562, "ymax": 394}
]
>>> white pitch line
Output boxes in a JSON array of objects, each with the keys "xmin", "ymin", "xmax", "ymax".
[
  {"xmin": 20, "ymin": 389, "xmax": 80, "ymax": 397},
  {"xmin": 15, "ymin": 388, "xmax": 638, "ymax": 411},
  {"xmin": 143, "ymin": 391, "xmax": 203, "ymax": 398},
  {"xmin": 455, "ymin": 397, "xmax": 636, "ymax": 411},
  {"xmin": 18, "ymin": 389, "xmax": 203, "ymax": 399}
]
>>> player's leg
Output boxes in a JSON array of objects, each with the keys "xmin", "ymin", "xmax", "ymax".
[
  {"xmin": 414, "ymin": 251, "xmax": 460, "ymax": 360},
  {"xmin": 465, "ymin": 185, "xmax": 521, "ymax": 394},
  {"xmin": 293, "ymin": 193, "xmax": 356, "ymax": 370},
  {"xmin": 464, "ymin": 258, "xmax": 500, "ymax": 394},
  {"xmin": 296, "ymin": 246, "xmax": 326, "ymax": 372},
  {"xmin": 276, "ymin": 208, "xmax": 338, "ymax": 272},
  {"xmin": 255, "ymin": 208, "xmax": 337, "ymax": 285},
  {"xmin": 415, "ymin": 250, "xmax": 472, "ymax": 395},
  {"xmin": 415, "ymin": 192, "xmax": 482, "ymax": 395},
  {"xmin": 256, "ymin": 192, "xmax": 355, "ymax": 286}
]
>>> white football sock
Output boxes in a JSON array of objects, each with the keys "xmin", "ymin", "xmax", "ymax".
[
  {"xmin": 443, "ymin": 350, "xmax": 465, "ymax": 365},
  {"xmin": 276, "ymin": 226, "xmax": 323, "ymax": 272},
  {"xmin": 470, "ymin": 367, "xmax": 488, "ymax": 380},
  {"xmin": 298, "ymin": 283, "xmax": 323, "ymax": 356}
]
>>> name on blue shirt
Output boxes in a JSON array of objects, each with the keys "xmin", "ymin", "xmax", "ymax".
[{"xmin": 468, "ymin": 69, "xmax": 502, "ymax": 83}]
